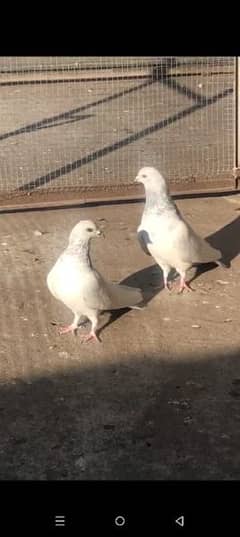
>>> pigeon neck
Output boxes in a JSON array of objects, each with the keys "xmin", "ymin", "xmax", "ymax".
[
  {"xmin": 66, "ymin": 240, "xmax": 92, "ymax": 266},
  {"xmin": 144, "ymin": 188, "xmax": 173, "ymax": 213}
]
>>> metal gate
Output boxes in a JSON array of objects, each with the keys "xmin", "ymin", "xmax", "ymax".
[{"xmin": 0, "ymin": 57, "xmax": 237, "ymax": 209}]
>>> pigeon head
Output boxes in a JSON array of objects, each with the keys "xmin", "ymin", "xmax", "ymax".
[
  {"xmin": 69, "ymin": 220, "xmax": 103, "ymax": 245},
  {"xmin": 135, "ymin": 167, "xmax": 168, "ymax": 194}
]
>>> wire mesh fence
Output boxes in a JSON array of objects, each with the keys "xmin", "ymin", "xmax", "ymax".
[{"xmin": 0, "ymin": 56, "xmax": 236, "ymax": 205}]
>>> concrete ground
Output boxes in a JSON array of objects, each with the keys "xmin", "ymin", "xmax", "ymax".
[{"xmin": 0, "ymin": 194, "xmax": 240, "ymax": 480}]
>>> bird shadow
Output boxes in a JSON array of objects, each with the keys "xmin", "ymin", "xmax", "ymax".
[
  {"xmin": 189, "ymin": 215, "xmax": 240, "ymax": 283},
  {"xmin": 99, "ymin": 264, "xmax": 164, "ymax": 335}
]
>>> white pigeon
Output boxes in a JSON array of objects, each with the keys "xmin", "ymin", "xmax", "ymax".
[
  {"xmin": 135, "ymin": 167, "xmax": 222, "ymax": 293},
  {"xmin": 47, "ymin": 219, "xmax": 143, "ymax": 342}
]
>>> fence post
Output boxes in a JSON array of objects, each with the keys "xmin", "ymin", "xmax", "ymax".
[{"xmin": 234, "ymin": 57, "xmax": 240, "ymax": 187}]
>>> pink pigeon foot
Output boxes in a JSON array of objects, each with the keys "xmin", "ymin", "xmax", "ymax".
[
  {"xmin": 58, "ymin": 324, "xmax": 77, "ymax": 335},
  {"xmin": 80, "ymin": 331, "xmax": 100, "ymax": 343},
  {"xmin": 178, "ymin": 278, "xmax": 194, "ymax": 294}
]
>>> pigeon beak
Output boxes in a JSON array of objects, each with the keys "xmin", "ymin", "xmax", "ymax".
[{"xmin": 134, "ymin": 176, "xmax": 140, "ymax": 183}]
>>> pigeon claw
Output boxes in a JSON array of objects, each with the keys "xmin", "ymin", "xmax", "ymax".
[
  {"xmin": 178, "ymin": 280, "xmax": 194, "ymax": 294},
  {"xmin": 58, "ymin": 324, "xmax": 77, "ymax": 335},
  {"xmin": 80, "ymin": 332, "xmax": 100, "ymax": 343}
]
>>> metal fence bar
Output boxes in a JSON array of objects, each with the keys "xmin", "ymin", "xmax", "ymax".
[
  {"xmin": 0, "ymin": 57, "xmax": 237, "ymax": 209},
  {"xmin": 234, "ymin": 57, "xmax": 240, "ymax": 185}
]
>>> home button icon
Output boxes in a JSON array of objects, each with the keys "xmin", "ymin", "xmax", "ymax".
[{"xmin": 114, "ymin": 515, "xmax": 126, "ymax": 527}]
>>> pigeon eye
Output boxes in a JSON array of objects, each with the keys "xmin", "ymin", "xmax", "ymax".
[
  {"xmin": 87, "ymin": 227, "xmax": 93, "ymax": 232},
  {"xmin": 142, "ymin": 174, "xmax": 147, "ymax": 178}
]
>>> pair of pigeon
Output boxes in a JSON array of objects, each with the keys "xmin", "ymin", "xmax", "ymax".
[{"xmin": 47, "ymin": 167, "xmax": 222, "ymax": 342}]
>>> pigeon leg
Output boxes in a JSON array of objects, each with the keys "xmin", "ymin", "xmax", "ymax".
[
  {"xmin": 58, "ymin": 313, "xmax": 82, "ymax": 335},
  {"xmin": 80, "ymin": 313, "xmax": 101, "ymax": 343},
  {"xmin": 162, "ymin": 265, "xmax": 171, "ymax": 291}
]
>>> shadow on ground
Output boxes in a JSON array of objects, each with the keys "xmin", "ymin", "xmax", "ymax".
[
  {"xmin": 190, "ymin": 215, "xmax": 240, "ymax": 283},
  {"xmin": 1, "ymin": 346, "xmax": 240, "ymax": 480},
  {"xmin": 102, "ymin": 264, "xmax": 162, "ymax": 333}
]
